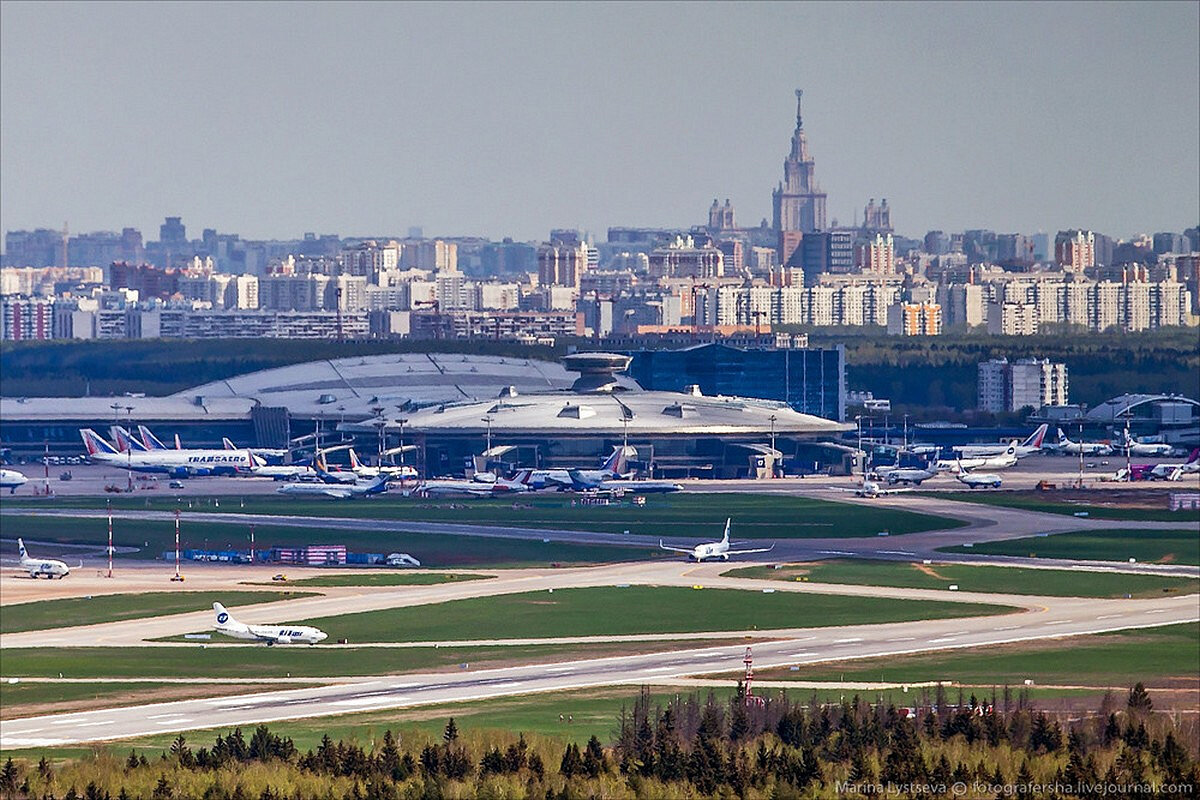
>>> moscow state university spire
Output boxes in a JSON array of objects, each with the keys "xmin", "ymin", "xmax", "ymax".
[{"xmin": 773, "ymin": 88, "xmax": 828, "ymax": 265}]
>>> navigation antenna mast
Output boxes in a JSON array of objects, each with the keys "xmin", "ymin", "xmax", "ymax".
[
  {"xmin": 107, "ymin": 500, "xmax": 114, "ymax": 578},
  {"xmin": 173, "ymin": 508, "xmax": 182, "ymax": 581},
  {"xmin": 743, "ymin": 647, "xmax": 765, "ymax": 708}
]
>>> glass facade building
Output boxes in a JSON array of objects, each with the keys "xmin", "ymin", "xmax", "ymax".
[{"xmin": 626, "ymin": 343, "xmax": 846, "ymax": 422}]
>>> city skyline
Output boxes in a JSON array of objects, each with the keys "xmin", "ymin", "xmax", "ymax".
[{"xmin": 1, "ymin": 2, "xmax": 1197, "ymax": 244}]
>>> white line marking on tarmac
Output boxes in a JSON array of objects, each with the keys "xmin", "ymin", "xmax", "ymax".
[
  {"xmin": 888, "ymin": 637, "xmax": 917, "ymax": 641},
  {"xmin": 834, "ymin": 638, "xmax": 863, "ymax": 643},
  {"xmin": 996, "ymin": 625, "xmax": 1020, "ymax": 630},
  {"xmin": 877, "ymin": 550, "xmax": 917, "ymax": 556},
  {"xmin": 1147, "ymin": 610, "xmax": 1167, "ymax": 614},
  {"xmin": 1097, "ymin": 614, "xmax": 1124, "ymax": 620},
  {"xmin": 156, "ymin": 718, "xmax": 192, "ymax": 725},
  {"xmin": 147, "ymin": 713, "xmax": 185, "ymax": 719},
  {"xmin": 928, "ymin": 637, "xmax": 958, "ymax": 643},
  {"xmin": 788, "ymin": 652, "xmax": 816, "ymax": 658},
  {"xmin": 1042, "ymin": 621, "xmax": 1071, "ymax": 626}
]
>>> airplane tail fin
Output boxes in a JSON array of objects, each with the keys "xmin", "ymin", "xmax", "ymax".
[
  {"xmin": 223, "ymin": 437, "xmax": 237, "ymax": 451},
  {"xmin": 213, "ymin": 602, "xmax": 234, "ymax": 627},
  {"xmin": 138, "ymin": 425, "xmax": 168, "ymax": 451},
  {"xmin": 600, "ymin": 446, "xmax": 625, "ymax": 476},
  {"xmin": 1056, "ymin": 428, "xmax": 1068, "ymax": 444},
  {"xmin": 80, "ymin": 428, "xmax": 119, "ymax": 456},
  {"xmin": 721, "ymin": 518, "xmax": 731, "ymax": 545},
  {"xmin": 174, "ymin": 434, "xmax": 182, "ymax": 450},
  {"xmin": 1187, "ymin": 448, "xmax": 1200, "ymax": 465},
  {"xmin": 1024, "ymin": 423, "xmax": 1049, "ymax": 449},
  {"xmin": 111, "ymin": 425, "xmax": 147, "ymax": 452},
  {"xmin": 17, "ymin": 538, "xmax": 27, "ymax": 559},
  {"xmin": 349, "ymin": 449, "xmax": 362, "ymax": 470}
]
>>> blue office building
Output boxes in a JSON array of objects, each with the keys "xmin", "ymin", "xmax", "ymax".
[{"xmin": 626, "ymin": 343, "xmax": 846, "ymax": 422}]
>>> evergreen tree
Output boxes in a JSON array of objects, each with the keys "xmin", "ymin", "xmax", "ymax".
[
  {"xmin": 125, "ymin": 750, "xmax": 140, "ymax": 772},
  {"xmin": 442, "ymin": 719, "xmax": 459, "ymax": 744},
  {"xmin": 151, "ymin": 774, "xmax": 172, "ymax": 800},
  {"xmin": 0, "ymin": 759, "xmax": 19, "ymax": 795},
  {"xmin": 1127, "ymin": 683, "xmax": 1153, "ymax": 713},
  {"xmin": 558, "ymin": 743, "xmax": 582, "ymax": 778},
  {"xmin": 1158, "ymin": 732, "xmax": 1190, "ymax": 783},
  {"xmin": 582, "ymin": 736, "xmax": 606, "ymax": 778}
]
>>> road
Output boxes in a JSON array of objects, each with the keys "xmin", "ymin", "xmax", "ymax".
[{"xmin": 3, "ymin": 589, "xmax": 1194, "ymax": 748}]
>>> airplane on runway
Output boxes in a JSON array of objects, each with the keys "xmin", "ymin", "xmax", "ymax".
[
  {"xmin": 212, "ymin": 602, "xmax": 327, "ymax": 645},
  {"xmin": 1054, "ymin": 428, "xmax": 1113, "ymax": 456},
  {"xmin": 1, "ymin": 468, "xmax": 28, "ymax": 493},
  {"xmin": 954, "ymin": 468, "xmax": 1003, "ymax": 489},
  {"xmin": 955, "ymin": 424, "xmax": 1048, "ymax": 459},
  {"xmin": 658, "ymin": 518, "xmax": 774, "ymax": 561},
  {"xmin": 871, "ymin": 464, "xmax": 938, "ymax": 486},
  {"xmin": 827, "ymin": 479, "xmax": 912, "ymax": 498},
  {"xmin": 16, "ymin": 538, "xmax": 73, "ymax": 578},
  {"xmin": 276, "ymin": 474, "xmax": 389, "ymax": 499},
  {"xmin": 936, "ymin": 444, "xmax": 1018, "ymax": 473},
  {"xmin": 80, "ymin": 428, "xmax": 254, "ymax": 477},
  {"xmin": 347, "ymin": 448, "xmax": 418, "ymax": 481}
]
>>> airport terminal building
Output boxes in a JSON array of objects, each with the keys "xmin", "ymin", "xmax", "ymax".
[{"xmin": 0, "ymin": 351, "xmax": 854, "ymax": 477}]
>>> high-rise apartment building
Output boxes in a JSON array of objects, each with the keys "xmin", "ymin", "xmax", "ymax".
[
  {"xmin": 772, "ymin": 90, "xmax": 827, "ymax": 264},
  {"xmin": 537, "ymin": 242, "xmax": 588, "ymax": 289},
  {"xmin": 977, "ymin": 358, "xmax": 1068, "ymax": 412},
  {"xmin": 886, "ymin": 302, "xmax": 942, "ymax": 336},
  {"xmin": 1055, "ymin": 230, "xmax": 1095, "ymax": 270},
  {"xmin": 855, "ymin": 233, "xmax": 895, "ymax": 274},
  {"xmin": 987, "ymin": 302, "xmax": 1039, "ymax": 335}
]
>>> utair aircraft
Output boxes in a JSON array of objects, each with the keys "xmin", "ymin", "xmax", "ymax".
[
  {"xmin": 1, "ymin": 468, "xmax": 28, "ymax": 493},
  {"xmin": 1053, "ymin": 428, "xmax": 1113, "ymax": 456},
  {"xmin": 1118, "ymin": 429, "xmax": 1174, "ymax": 458},
  {"xmin": 525, "ymin": 447, "xmax": 632, "ymax": 490},
  {"xmin": 659, "ymin": 518, "xmax": 775, "ymax": 562},
  {"xmin": 212, "ymin": 602, "xmax": 327, "ymax": 645},
  {"xmin": 936, "ymin": 443, "xmax": 1018, "ymax": 473},
  {"xmin": 16, "ymin": 538, "xmax": 73, "ymax": 578},
  {"xmin": 80, "ymin": 429, "xmax": 253, "ymax": 477},
  {"xmin": 955, "ymin": 424, "xmax": 1049, "ymax": 459},
  {"xmin": 347, "ymin": 448, "xmax": 418, "ymax": 481}
]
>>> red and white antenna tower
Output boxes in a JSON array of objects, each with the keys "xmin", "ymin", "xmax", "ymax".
[{"xmin": 743, "ymin": 647, "xmax": 766, "ymax": 708}]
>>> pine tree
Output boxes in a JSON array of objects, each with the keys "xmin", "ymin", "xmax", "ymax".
[
  {"xmin": 559, "ymin": 743, "xmax": 582, "ymax": 778},
  {"xmin": 1127, "ymin": 683, "xmax": 1153, "ymax": 713},
  {"xmin": 0, "ymin": 758, "xmax": 19, "ymax": 795},
  {"xmin": 582, "ymin": 736, "xmax": 606, "ymax": 778},
  {"xmin": 151, "ymin": 774, "xmax": 172, "ymax": 800},
  {"xmin": 442, "ymin": 719, "xmax": 458, "ymax": 744}
]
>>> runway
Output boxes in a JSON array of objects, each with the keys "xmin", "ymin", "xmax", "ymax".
[{"xmin": 3, "ymin": 590, "xmax": 1194, "ymax": 748}]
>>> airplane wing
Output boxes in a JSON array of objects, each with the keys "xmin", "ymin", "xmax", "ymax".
[
  {"xmin": 658, "ymin": 539, "xmax": 694, "ymax": 554},
  {"xmin": 727, "ymin": 543, "xmax": 776, "ymax": 555}
]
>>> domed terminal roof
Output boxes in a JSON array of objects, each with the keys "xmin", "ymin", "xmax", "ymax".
[{"xmin": 562, "ymin": 352, "xmax": 633, "ymax": 393}]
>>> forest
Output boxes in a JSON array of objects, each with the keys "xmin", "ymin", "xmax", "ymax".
[{"xmin": 2, "ymin": 683, "xmax": 1196, "ymax": 799}]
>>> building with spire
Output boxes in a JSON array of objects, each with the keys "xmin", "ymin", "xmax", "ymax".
[{"xmin": 773, "ymin": 89, "xmax": 828, "ymax": 266}]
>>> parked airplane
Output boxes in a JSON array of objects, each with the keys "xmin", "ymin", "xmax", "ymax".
[
  {"xmin": 937, "ymin": 444, "xmax": 1018, "ymax": 473},
  {"xmin": 1, "ymin": 468, "xmax": 28, "ymax": 493},
  {"xmin": 16, "ymin": 538, "xmax": 72, "ymax": 578},
  {"xmin": 275, "ymin": 474, "xmax": 389, "ymax": 499},
  {"xmin": 955, "ymin": 424, "xmax": 1049, "ymax": 459},
  {"xmin": 1148, "ymin": 448, "xmax": 1200, "ymax": 481},
  {"xmin": 658, "ymin": 518, "xmax": 774, "ymax": 562},
  {"xmin": 526, "ymin": 447, "xmax": 633, "ymax": 490},
  {"xmin": 1054, "ymin": 428, "xmax": 1113, "ymax": 456},
  {"xmin": 347, "ymin": 449, "xmax": 418, "ymax": 481},
  {"xmin": 568, "ymin": 470, "xmax": 683, "ymax": 494},
  {"xmin": 313, "ymin": 452, "xmax": 359, "ymax": 484},
  {"xmin": 80, "ymin": 428, "xmax": 254, "ymax": 477},
  {"xmin": 212, "ymin": 602, "xmax": 327, "ymax": 645},
  {"xmin": 223, "ymin": 437, "xmax": 289, "ymax": 462},
  {"xmin": 1118, "ymin": 430, "xmax": 1174, "ymax": 458},
  {"xmin": 414, "ymin": 471, "xmax": 533, "ymax": 496},
  {"xmin": 872, "ymin": 465, "xmax": 939, "ymax": 486},
  {"xmin": 248, "ymin": 454, "xmax": 317, "ymax": 482}
]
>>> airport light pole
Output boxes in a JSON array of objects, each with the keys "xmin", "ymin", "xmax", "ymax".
[
  {"xmin": 903, "ymin": 414, "xmax": 909, "ymax": 451},
  {"xmin": 371, "ymin": 405, "xmax": 385, "ymax": 465},
  {"xmin": 123, "ymin": 405, "xmax": 135, "ymax": 491},
  {"xmin": 173, "ymin": 508, "xmax": 182, "ymax": 582},
  {"xmin": 1077, "ymin": 419, "xmax": 1086, "ymax": 489},
  {"xmin": 106, "ymin": 499, "xmax": 113, "ymax": 578},
  {"xmin": 768, "ymin": 414, "xmax": 777, "ymax": 478},
  {"xmin": 481, "ymin": 415, "xmax": 494, "ymax": 466}
]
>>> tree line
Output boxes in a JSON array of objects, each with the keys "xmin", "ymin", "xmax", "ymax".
[{"xmin": 2, "ymin": 682, "xmax": 1196, "ymax": 799}]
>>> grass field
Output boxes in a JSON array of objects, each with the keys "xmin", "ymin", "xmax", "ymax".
[
  {"xmin": 722, "ymin": 560, "xmax": 1199, "ymax": 598},
  {"xmin": 281, "ymin": 586, "xmax": 1013, "ymax": 643},
  {"xmin": 0, "ymin": 514, "xmax": 655, "ymax": 567},
  {"xmin": 938, "ymin": 529, "xmax": 1200, "ymax": 566},
  {"xmin": 755, "ymin": 622, "xmax": 1200, "ymax": 688},
  {"xmin": 249, "ymin": 573, "xmax": 491, "ymax": 587},
  {"xmin": 0, "ymin": 591, "xmax": 316, "ymax": 634},
  {"xmin": 928, "ymin": 491, "xmax": 1200, "ymax": 522},
  {"xmin": 0, "ymin": 638, "xmax": 741, "ymax": 680},
  {"xmin": 14, "ymin": 491, "xmax": 966, "ymax": 539}
]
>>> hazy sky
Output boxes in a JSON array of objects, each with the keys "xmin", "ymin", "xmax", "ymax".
[{"xmin": 1, "ymin": 1, "xmax": 1197, "ymax": 244}]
